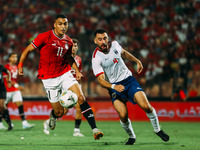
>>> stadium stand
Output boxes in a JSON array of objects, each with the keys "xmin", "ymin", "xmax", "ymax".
[{"xmin": 0, "ymin": 0, "xmax": 200, "ymax": 99}]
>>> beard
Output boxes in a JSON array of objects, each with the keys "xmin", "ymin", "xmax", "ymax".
[{"xmin": 98, "ymin": 44, "xmax": 108, "ymax": 52}]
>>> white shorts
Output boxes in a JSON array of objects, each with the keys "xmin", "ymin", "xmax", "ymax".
[
  {"xmin": 42, "ymin": 71, "xmax": 78, "ymax": 103},
  {"xmin": 6, "ymin": 90, "xmax": 23, "ymax": 104}
]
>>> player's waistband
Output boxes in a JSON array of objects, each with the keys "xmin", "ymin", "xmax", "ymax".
[{"xmin": 112, "ymin": 76, "xmax": 134, "ymax": 85}]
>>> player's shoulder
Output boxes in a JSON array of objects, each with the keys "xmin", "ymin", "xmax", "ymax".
[
  {"xmin": 64, "ymin": 34, "xmax": 73, "ymax": 43},
  {"xmin": 92, "ymin": 47, "xmax": 102, "ymax": 59},
  {"xmin": 75, "ymin": 55, "xmax": 81, "ymax": 59},
  {"xmin": 34, "ymin": 30, "xmax": 52, "ymax": 41},
  {"xmin": 4, "ymin": 63, "xmax": 10, "ymax": 68},
  {"xmin": 38, "ymin": 30, "xmax": 51, "ymax": 37},
  {"xmin": 111, "ymin": 40, "xmax": 120, "ymax": 47}
]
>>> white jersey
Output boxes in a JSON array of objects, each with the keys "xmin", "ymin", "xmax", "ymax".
[{"xmin": 92, "ymin": 41, "xmax": 132, "ymax": 83}]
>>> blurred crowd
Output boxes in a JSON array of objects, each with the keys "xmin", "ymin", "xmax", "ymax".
[{"xmin": 1, "ymin": 0, "xmax": 200, "ymax": 99}]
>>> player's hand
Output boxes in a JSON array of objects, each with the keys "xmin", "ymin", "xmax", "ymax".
[
  {"xmin": 18, "ymin": 67, "xmax": 24, "ymax": 75},
  {"xmin": 75, "ymin": 71, "xmax": 83, "ymax": 81},
  {"xmin": 114, "ymin": 84, "xmax": 125, "ymax": 92},
  {"xmin": 18, "ymin": 85, "xmax": 24, "ymax": 91},
  {"xmin": 136, "ymin": 60, "xmax": 143, "ymax": 74}
]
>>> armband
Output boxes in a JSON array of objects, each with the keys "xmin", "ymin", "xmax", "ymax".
[
  {"xmin": 111, "ymin": 84, "xmax": 116, "ymax": 89},
  {"xmin": 18, "ymin": 62, "xmax": 23, "ymax": 68}
]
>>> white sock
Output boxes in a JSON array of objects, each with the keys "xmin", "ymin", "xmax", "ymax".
[
  {"xmin": 22, "ymin": 120, "xmax": 27, "ymax": 124},
  {"xmin": 74, "ymin": 128, "xmax": 80, "ymax": 132},
  {"xmin": 146, "ymin": 107, "xmax": 160, "ymax": 133},
  {"xmin": 120, "ymin": 118, "xmax": 136, "ymax": 139}
]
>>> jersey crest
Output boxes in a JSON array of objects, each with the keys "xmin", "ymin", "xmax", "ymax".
[{"xmin": 113, "ymin": 49, "xmax": 118, "ymax": 54}]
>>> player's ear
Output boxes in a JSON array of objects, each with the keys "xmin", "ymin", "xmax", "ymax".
[
  {"xmin": 54, "ymin": 22, "xmax": 56, "ymax": 28},
  {"xmin": 94, "ymin": 39, "xmax": 97, "ymax": 44}
]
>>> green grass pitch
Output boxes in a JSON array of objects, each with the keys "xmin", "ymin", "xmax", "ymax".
[{"xmin": 0, "ymin": 120, "xmax": 199, "ymax": 150}]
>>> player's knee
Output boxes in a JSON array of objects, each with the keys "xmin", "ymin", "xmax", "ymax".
[
  {"xmin": 77, "ymin": 95, "xmax": 85, "ymax": 105},
  {"xmin": 54, "ymin": 109, "xmax": 64, "ymax": 118},
  {"xmin": 119, "ymin": 112, "xmax": 128, "ymax": 121}
]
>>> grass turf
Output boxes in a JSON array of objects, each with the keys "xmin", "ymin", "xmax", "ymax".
[{"xmin": 0, "ymin": 120, "xmax": 199, "ymax": 150}]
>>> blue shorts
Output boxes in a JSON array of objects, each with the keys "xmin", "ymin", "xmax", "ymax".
[{"xmin": 108, "ymin": 76, "xmax": 143, "ymax": 105}]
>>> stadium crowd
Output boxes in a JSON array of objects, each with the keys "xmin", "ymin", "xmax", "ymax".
[{"xmin": 0, "ymin": 0, "xmax": 200, "ymax": 99}]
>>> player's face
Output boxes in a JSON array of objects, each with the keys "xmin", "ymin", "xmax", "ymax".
[
  {"xmin": 9, "ymin": 54, "xmax": 18, "ymax": 64},
  {"xmin": 54, "ymin": 18, "xmax": 68, "ymax": 37},
  {"xmin": 94, "ymin": 32, "xmax": 109, "ymax": 52},
  {"xmin": 72, "ymin": 43, "xmax": 78, "ymax": 55}
]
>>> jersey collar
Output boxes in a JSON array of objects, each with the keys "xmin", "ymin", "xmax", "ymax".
[{"xmin": 52, "ymin": 30, "xmax": 65, "ymax": 39}]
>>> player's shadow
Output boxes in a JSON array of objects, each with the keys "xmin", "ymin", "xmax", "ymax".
[{"xmin": 136, "ymin": 142, "xmax": 178, "ymax": 146}]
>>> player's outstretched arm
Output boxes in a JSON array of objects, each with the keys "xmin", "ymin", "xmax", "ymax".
[
  {"xmin": 121, "ymin": 49, "xmax": 143, "ymax": 74},
  {"xmin": 18, "ymin": 44, "xmax": 35, "ymax": 76}
]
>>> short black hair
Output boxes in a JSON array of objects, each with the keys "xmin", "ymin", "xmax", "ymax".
[
  {"xmin": 56, "ymin": 14, "xmax": 67, "ymax": 20},
  {"xmin": 94, "ymin": 29, "xmax": 107, "ymax": 37},
  {"xmin": 8, "ymin": 53, "xmax": 17, "ymax": 58},
  {"xmin": 72, "ymin": 38, "xmax": 78, "ymax": 44}
]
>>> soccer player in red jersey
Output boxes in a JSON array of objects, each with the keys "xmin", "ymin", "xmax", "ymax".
[
  {"xmin": 0, "ymin": 64, "xmax": 12, "ymax": 130},
  {"xmin": 18, "ymin": 14, "xmax": 103, "ymax": 140},
  {"xmin": 1, "ymin": 53, "xmax": 35, "ymax": 129},
  {"xmin": 71, "ymin": 38, "xmax": 84, "ymax": 137}
]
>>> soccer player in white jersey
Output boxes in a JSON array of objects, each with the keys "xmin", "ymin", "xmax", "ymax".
[{"xmin": 92, "ymin": 29, "xmax": 169, "ymax": 145}]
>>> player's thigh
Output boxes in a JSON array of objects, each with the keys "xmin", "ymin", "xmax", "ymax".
[
  {"xmin": 5, "ymin": 92, "xmax": 12, "ymax": 104},
  {"xmin": 0, "ymin": 99, "xmax": 6, "ymax": 112},
  {"xmin": 113, "ymin": 99, "xmax": 128, "ymax": 119},
  {"xmin": 134, "ymin": 91, "xmax": 152, "ymax": 113},
  {"xmin": 68, "ymin": 83, "xmax": 85, "ymax": 104}
]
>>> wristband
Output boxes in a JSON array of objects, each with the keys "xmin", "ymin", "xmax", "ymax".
[
  {"xmin": 18, "ymin": 62, "xmax": 23, "ymax": 68},
  {"xmin": 14, "ymin": 83, "xmax": 19, "ymax": 88},
  {"xmin": 111, "ymin": 84, "xmax": 116, "ymax": 89}
]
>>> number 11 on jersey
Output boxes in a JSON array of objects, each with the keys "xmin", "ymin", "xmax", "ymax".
[{"xmin": 57, "ymin": 47, "xmax": 63, "ymax": 56}]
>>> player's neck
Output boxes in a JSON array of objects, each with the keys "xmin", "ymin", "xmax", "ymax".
[
  {"xmin": 53, "ymin": 29, "xmax": 64, "ymax": 38},
  {"xmin": 9, "ymin": 62, "xmax": 16, "ymax": 66}
]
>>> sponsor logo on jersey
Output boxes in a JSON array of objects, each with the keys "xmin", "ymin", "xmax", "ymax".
[
  {"xmin": 65, "ymin": 44, "xmax": 69, "ymax": 49},
  {"xmin": 52, "ymin": 43, "xmax": 56, "ymax": 46},
  {"xmin": 113, "ymin": 49, "xmax": 118, "ymax": 54}
]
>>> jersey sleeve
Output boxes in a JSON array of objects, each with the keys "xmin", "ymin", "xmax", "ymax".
[
  {"xmin": 2, "ymin": 64, "xmax": 8, "ymax": 77},
  {"xmin": 1, "ymin": 65, "xmax": 7, "ymax": 74},
  {"xmin": 92, "ymin": 55, "xmax": 104, "ymax": 77},
  {"xmin": 31, "ymin": 33, "xmax": 46, "ymax": 48}
]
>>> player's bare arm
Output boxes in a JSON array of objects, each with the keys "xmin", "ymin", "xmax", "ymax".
[
  {"xmin": 18, "ymin": 44, "xmax": 36, "ymax": 75},
  {"xmin": 97, "ymin": 74, "xmax": 124, "ymax": 92},
  {"xmin": 67, "ymin": 55, "xmax": 83, "ymax": 80},
  {"xmin": 6, "ymin": 70, "xmax": 12, "ymax": 88},
  {"xmin": 121, "ymin": 49, "xmax": 143, "ymax": 74}
]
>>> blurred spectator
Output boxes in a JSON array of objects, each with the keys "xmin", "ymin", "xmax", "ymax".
[{"xmin": 1, "ymin": 0, "xmax": 200, "ymax": 98}]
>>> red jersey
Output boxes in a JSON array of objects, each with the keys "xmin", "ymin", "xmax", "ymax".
[
  {"xmin": 31, "ymin": 30, "xmax": 73, "ymax": 79},
  {"xmin": 71, "ymin": 55, "xmax": 82, "ymax": 78},
  {"xmin": 3, "ymin": 63, "xmax": 19, "ymax": 92}
]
